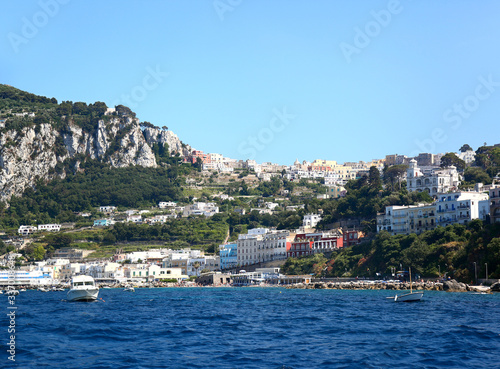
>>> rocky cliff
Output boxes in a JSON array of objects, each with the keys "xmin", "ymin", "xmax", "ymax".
[{"xmin": 0, "ymin": 115, "xmax": 190, "ymax": 202}]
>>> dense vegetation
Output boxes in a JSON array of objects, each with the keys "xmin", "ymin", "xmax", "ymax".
[{"xmin": 0, "ymin": 159, "xmax": 186, "ymax": 228}]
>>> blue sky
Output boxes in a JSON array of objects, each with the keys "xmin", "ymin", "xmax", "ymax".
[{"xmin": 2, "ymin": 0, "xmax": 500, "ymax": 165}]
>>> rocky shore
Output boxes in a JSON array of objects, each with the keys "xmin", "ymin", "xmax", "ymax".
[{"xmin": 286, "ymin": 280, "xmax": 500, "ymax": 293}]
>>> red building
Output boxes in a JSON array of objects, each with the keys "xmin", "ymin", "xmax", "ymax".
[
  {"xmin": 342, "ymin": 230, "xmax": 364, "ymax": 247},
  {"xmin": 287, "ymin": 231, "xmax": 343, "ymax": 258},
  {"xmin": 183, "ymin": 150, "xmax": 211, "ymax": 164}
]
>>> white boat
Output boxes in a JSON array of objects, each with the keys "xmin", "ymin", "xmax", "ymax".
[
  {"xmin": 391, "ymin": 267, "xmax": 423, "ymax": 302},
  {"xmin": 67, "ymin": 275, "xmax": 99, "ymax": 302},
  {"xmin": 38, "ymin": 287, "xmax": 50, "ymax": 292},
  {"xmin": 123, "ymin": 286, "xmax": 135, "ymax": 292}
]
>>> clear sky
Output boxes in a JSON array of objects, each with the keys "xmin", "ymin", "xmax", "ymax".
[{"xmin": 2, "ymin": 0, "xmax": 500, "ymax": 165}]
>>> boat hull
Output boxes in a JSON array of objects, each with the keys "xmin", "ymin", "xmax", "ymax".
[
  {"xmin": 394, "ymin": 292, "xmax": 423, "ymax": 302},
  {"xmin": 67, "ymin": 288, "xmax": 99, "ymax": 302}
]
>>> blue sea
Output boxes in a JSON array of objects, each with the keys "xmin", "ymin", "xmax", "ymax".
[{"xmin": 2, "ymin": 288, "xmax": 500, "ymax": 368}]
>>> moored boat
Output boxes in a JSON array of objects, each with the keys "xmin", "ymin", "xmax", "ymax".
[
  {"xmin": 391, "ymin": 267, "xmax": 423, "ymax": 302},
  {"xmin": 67, "ymin": 275, "xmax": 99, "ymax": 302}
]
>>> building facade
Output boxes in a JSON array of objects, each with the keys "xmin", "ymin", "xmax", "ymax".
[
  {"xmin": 406, "ymin": 159, "xmax": 460, "ymax": 195},
  {"xmin": 377, "ymin": 191, "xmax": 490, "ymax": 235}
]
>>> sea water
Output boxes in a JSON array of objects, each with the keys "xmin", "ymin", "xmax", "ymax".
[{"xmin": 2, "ymin": 288, "xmax": 499, "ymax": 368}]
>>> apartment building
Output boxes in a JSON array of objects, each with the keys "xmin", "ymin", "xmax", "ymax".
[{"xmin": 377, "ymin": 191, "xmax": 490, "ymax": 235}]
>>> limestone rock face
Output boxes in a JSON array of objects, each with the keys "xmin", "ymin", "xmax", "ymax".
[
  {"xmin": 0, "ymin": 117, "xmax": 161, "ymax": 202},
  {"xmin": 142, "ymin": 127, "xmax": 192, "ymax": 157}
]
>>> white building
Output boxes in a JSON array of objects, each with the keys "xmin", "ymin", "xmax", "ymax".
[
  {"xmin": 377, "ymin": 191, "xmax": 490, "ymax": 235},
  {"xmin": 183, "ymin": 202, "xmax": 219, "ymax": 217},
  {"xmin": 406, "ymin": 159, "xmax": 460, "ymax": 195},
  {"xmin": 124, "ymin": 264, "xmax": 186, "ymax": 282},
  {"xmin": 236, "ymin": 228, "xmax": 290, "ymax": 266},
  {"xmin": 99, "ymin": 206, "xmax": 117, "ymax": 213},
  {"xmin": 458, "ymin": 150, "xmax": 476, "ymax": 164},
  {"xmin": 127, "ymin": 215, "xmax": 142, "ymax": 223},
  {"xmin": 435, "ymin": 192, "xmax": 489, "ymax": 226},
  {"xmin": 87, "ymin": 262, "xmax": 123, "ymax": 281},
  {"xmin": 18, "ymin": 225, "xmax": 37, "ymax": 236},
  {"xmin": 303, "ymin": 214, "xmax": 322, "ymax": 229},
  {"xmin": 159, "ymin": 201, "xmax": 176, "ymax": 208},
  {"xmin": 126, "ymin": 250, "xmax": 173, "ymax": 263},
  {"xmin": 145, "ymin": 214, "xmax": 176, "ymax": 224},
  {"xmin": 0, "ymin": 268, "xmax": 55, "ymax": 286},
  {"xmin": 38, "ymin": 224, "xmax": 61, "ymax": 232}
]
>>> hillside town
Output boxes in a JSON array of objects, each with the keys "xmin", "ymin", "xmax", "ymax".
[{"xmin": 1, "ymin": 145, "xmax": 499, "ymax": 288}]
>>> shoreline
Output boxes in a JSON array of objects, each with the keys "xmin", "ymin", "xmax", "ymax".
[{"xmin": 2, "ymin": 280, "xmax": 497, "ymax": 293}]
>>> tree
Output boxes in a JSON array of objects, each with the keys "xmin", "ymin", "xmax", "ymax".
[
  {"xmin": 460, "ymin": 144, "xmax": 473, "ymax": 152},
  {"xmin": 383, "ymin": 165, "xmax": 408, "ymax": 191},
  {"xmin": 192, "ymin": 261, "xmax": 201, "ymax": 276},
  {"xmin": 26, "ymin": 245, "xmax": 46, "ymax": 261},
  {"xmin": 368, "ymin": 166, "xmax": 382, "ymax": 190},
  {"xmin": 464, "ymin": 167, "xmax": 491, "ymax": 185},
  {"xmin": 440, "ymin": 153, "xmax": 465, "ymax": 171}
]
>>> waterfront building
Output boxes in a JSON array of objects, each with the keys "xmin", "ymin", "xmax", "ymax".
[
  {"xmin": 219, "ymin": 243, "xmax": 237, "ymax": 270},
  {"xmin": 45, "ymin": 258, "xmax": 71, "ymax": 280},
  {"xmin": 287, "ymin": 231, "xmax": 343, "ymax": 258},
  {"xmin": 236, "ymin": 228, "xmax": 290, "ymax": 267},
  {"xmin": 60, "ymin": 263, "xmax": 86, "ymax": 281},
  {"xmin": 232, "ymin": 268, "xmax": 282, "ymax": 286},
  {"xmin": 0, "ymin": 268, "xmax": 55, "ymax": 286}
]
